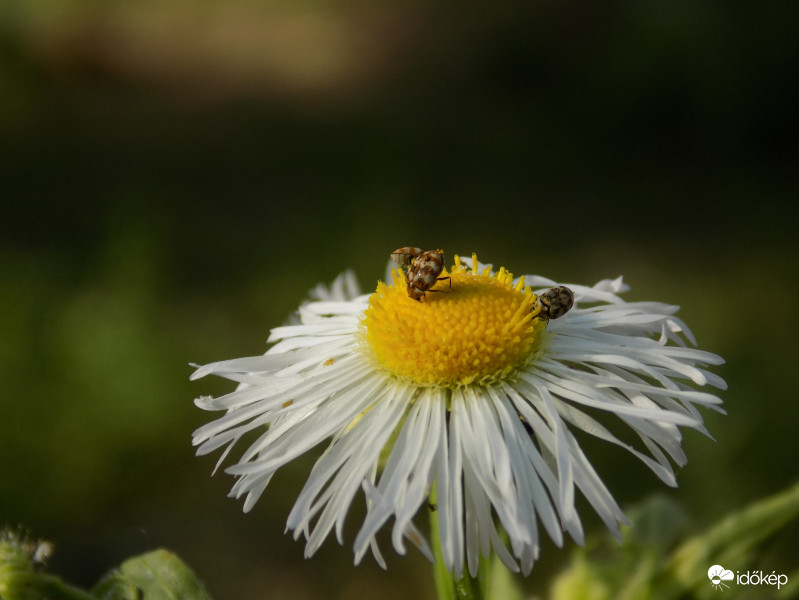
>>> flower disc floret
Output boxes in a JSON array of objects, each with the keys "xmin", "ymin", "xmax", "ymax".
[{"xmin": 362, "ymin": 254, "xmax": 548, "ymax": 387}]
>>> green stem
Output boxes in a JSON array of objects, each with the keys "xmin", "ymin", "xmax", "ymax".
[
  {"xmin": 429, "ymin": 484, "xmax": 485, "ymax": 600},
  {"xmin": 454, "ymin": 571, "xmax": 484, "ymax": 600}
]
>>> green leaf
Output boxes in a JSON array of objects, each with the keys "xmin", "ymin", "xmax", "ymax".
[
  {"xmin": 662, "ymin": 479, "xmax": 799, "ymax": 598},
  {"xmin": 92, "ymin": 549, "xmax": 213, "ymax": 600},
  {"xmin": 548, "ymin": 481, "xmax": 799, "ymax": 600}
]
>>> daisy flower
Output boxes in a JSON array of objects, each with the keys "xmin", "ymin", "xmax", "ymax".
[{"xmin": 191, "ymin": 253, "xmax": 725, "ymax": 576}]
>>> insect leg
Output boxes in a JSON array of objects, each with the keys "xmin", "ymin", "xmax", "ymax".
[{"xmin": 425, "ymin": 277, "xmax": 453, "ymax": 294}]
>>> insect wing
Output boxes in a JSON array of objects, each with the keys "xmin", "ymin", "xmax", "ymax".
[{"xmin": 391, "ymin": 247, "xmax": 423, "ymax": 268}]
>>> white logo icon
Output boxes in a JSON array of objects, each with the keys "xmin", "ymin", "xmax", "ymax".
[{"xmin": 708, "ymin": 564, "xmax": 734, "ymax": 590}]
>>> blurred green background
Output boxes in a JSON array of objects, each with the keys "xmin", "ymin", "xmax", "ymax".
[{"xmin": 1, "ymin": 0, "xmax": 797, "ymax": 598}]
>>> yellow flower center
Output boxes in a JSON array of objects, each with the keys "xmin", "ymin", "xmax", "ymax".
[{"xmin": 362, "ymin": 253, "xmax": 549, "ymax": 387}]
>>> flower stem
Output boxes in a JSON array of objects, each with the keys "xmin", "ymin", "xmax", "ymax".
[{"xmin": 429, "ymin": 484, "xmax": 484, "ymax": 600}]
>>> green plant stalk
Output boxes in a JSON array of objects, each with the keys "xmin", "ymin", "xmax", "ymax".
[{"xmin": 429, "ymin": 484, "xmax": 484, "ymax": 600}]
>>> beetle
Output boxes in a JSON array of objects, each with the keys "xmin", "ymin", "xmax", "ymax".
[
  {"xmin": 535, "ymin": 286, "xmax": 574, "ymax": 320},
  {"xmin": 390, "ymin": 247, "xmax": 452, "ymax": 301}
]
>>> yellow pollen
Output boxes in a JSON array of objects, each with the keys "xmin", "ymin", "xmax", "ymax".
[{"xmin": 362, "ymin": 253, "xmax": 549, "ymax": 387}]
